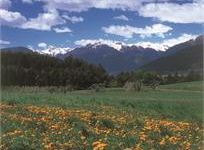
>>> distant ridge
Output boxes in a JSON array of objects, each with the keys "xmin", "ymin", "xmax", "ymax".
[{"xmin": 0, "ymin": 47, "xmax": 33, "ymax": 53}]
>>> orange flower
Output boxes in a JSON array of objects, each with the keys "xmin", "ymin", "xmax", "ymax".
[
  {"xmin": 92, "ymin": 141, "xmax": 107, "ymax": 150},
  {"xmin": 159, "ymin": 138, "xmax": 166, "ymax": 146}
]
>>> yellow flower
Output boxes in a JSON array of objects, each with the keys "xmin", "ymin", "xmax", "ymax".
[
  {"xmin": 159, "ymin": 138, "xmax": 166, "ymax": 146},
  {"xmin": 92, "ymin": 141, "xmax": 107, "ymax": 150},
  {"xmin": 168, "ymin": 136, "xmax": 180, "ymax": 144}
]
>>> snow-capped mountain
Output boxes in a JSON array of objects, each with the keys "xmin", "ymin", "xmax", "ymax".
[
  {"xmin": 1, "ymin": 35, "xmax": 202, "ymax": 74},
  {"xmin": 56, "ymin": 35, "xmax": 203, "ymax": 74},
  {"xmin": 57, "ymin": 43, "xmax": 162, "ymax": 74},
  {"xmin": 74, "ymin": 39, "xmax": 125, "ymax": 51},
  {"xmin": 34, "ymin": 46, "xmax": 73, "ymax": 56},
  {"xmin": 74, "ymin": 39, "xmax": 175, "ymax": 52}
]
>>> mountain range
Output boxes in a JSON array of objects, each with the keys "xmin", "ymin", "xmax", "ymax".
[
  {"xmin": 57, "ymin": 44, "xmax": 163, "ymax": 74},
  {"xmin": 1, "ymin": 35, "xmax": 203, "ymax": 74}
]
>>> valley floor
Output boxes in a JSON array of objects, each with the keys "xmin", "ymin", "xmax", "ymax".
[{"xmin": 0, "ymin": 81, "xmax": 203, "ymax": 149}]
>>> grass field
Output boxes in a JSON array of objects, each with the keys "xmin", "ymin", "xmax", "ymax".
[{"xmin": 0, "ymin": 81, "xmax": 203, "ymax": 149}]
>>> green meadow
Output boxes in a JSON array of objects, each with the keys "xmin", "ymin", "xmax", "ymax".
[{"xmin": 1, "ymin": 81, "xmax": 203, "ymax": 149}]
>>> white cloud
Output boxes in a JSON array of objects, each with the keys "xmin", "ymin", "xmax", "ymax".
[
  {"xmin": 102, "ymin": 24, "xmax": 172, "ymax": 38},
  {"xmin": 34, "ymin": 0, "xmax": 156, "ymax": 12},
  {"xmin": 38, "ymin": 42, "xmax": 47, "ymax": 48},
  {"xmin": 1, "ymin": 0, "xmax": 203, "ymax": 37},
  {"xmin": 22, "ymin": 10, "xmax": 65, "ymax": 31},
  {"xmin": 40, "ymin": 0, "xmax": 93, "ymax": 12},
  {"xmin": 36, "ymin": 0, "xmax": 203, "ymax": 24},
  {"xmin": 22, "ymin": 0, "xmax": 33, "ymax": 4},
  {"xmin": 139, "ymin": 1, "xmax": 204, "ymax": 24},
  {"xmin": 92, "ymin": 0, "xmax": 149, "ymax": 11},
  {"xmin": 102, "ymin": 25, "xmax": 134, "ymax": 38},
  {"xmin": 62, "ymin": 14, "xmax": 84, "ymax": 23},
  {"xmin": 0, "ymin": 0, "xmax": 11, "ymax": 9},
  {"xmin": 0, "ymin": 39, "xmax": 10, "ymax": 45},
  {"xmin": 53, "ymin": 27, "xmax": 72, "ymax": 33},
  {"xmin": 113, "ymin": 15, "xmax": 129, "ymax": 21},
  {"xmin": 0, "ymin": 9, "xmax": 27, "ymax": 27},
  {"xmin": 0, "ymin": 8, "xmax": 66, "ymax": 31}
]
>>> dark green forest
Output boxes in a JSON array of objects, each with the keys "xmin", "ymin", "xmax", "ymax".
[
  {"xmin": 1, "ymin": 51, "xmax": 202, "ymax": 89},
  {"xmin": 1, "ymin": 52, "xmax": 110, "ymax": 89},
  {"xmin": 114, "ymin": 70, "xmax": 203, "ymax": 87}
]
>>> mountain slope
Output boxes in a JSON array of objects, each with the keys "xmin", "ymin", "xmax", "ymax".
[
  {"xmin": 121, "ymin": 46, "xmax": 162, "ymax": 66},
  {"xmin": 164, "ymin": 35, "xmax": 203, "ymax": 56},
  {"xmin": 58, "ymin": 44, "xmax": 132, "ymax": 74},
  {"xmin": 140, "ymin": 44, "xmax": 203, "ymax": 74},
  {"xmin": 0, "ymin": 47, "xmax": 33, "ymax": 53},
  {"xmin": 58, "ymin": 44, "xmax": 162, "ymax": 74}
]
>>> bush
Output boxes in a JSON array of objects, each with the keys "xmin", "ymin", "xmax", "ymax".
[
  {"xmin": 124, "ymin": 80, "xmax": 143, "ymax": 92},
  {"xmin": 150, "ymin": 80, "xmax": 160, "ymax": 90},
  {"xmin": 47, "ymin": 87, "xmax": 57, "ymax": 94},
  {"xmin": 88, "ymin": 83, "xmax": 105, "ymax": 92}
]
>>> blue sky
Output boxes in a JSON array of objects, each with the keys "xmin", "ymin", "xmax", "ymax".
[{"xmin": 0, "ymin": 0, "xmax": 203, "ymax": 51}]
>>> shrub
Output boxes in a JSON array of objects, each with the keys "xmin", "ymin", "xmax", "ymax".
[
  {"xmin": 124, "ymin": 80, "xmax": 143, "ymax": 92},
  {"xmin": 150, "ymin": 80, "xmax": 160, "ymax": 90},
  {"xmin": 47, "ymin": 87, "xmax": 57, "ymax": 94},
  {"xmin": 88, "ymin": 84, "xmax": 101, "ymax": 92}
]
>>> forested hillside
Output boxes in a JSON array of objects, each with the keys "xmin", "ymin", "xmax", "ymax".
[
  {"xmin": 1, "ymin": 52, "xmax": 110, "ymax": 89},
  {"xmin": 140, "ymin": 44, "xmax": 203, "ymax": 74}
]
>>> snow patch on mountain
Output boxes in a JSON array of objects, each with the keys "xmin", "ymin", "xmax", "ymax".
[
  {"xmin": 75, "ymin": 39, "xmax": 125, "ymax": 51},
  {"xmin": 34, "ymin": 45, "xmax": 73, "ymax": 56},
  {"xmin": 27, "ymin": 34, "xmax": 199, "ymax": 56},
  {"xmin": 75, "ymin": 34, "xmax": 198, "ymax": 51}
]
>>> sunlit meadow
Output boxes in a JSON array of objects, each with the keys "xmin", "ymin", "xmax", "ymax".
[{"xmin": 0, "ymin": 81, "xmax": 203, "ymax": 149}]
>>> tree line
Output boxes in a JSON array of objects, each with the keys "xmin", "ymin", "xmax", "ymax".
[
  {"xmin": 1, "ymin": 52, "xmax": 110, "ymax": 89},
  {"xmin": 1, "ymin": 51, "xmax": 202, "ymax": 90},
  {"xmin": 113, "ymin": 70, "xmax": 203, "ymax": 88}
]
